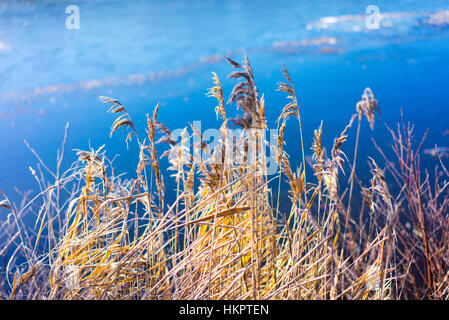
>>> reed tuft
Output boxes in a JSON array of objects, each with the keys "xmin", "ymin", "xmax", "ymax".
[{"xmin": 1, "ymin": 56, "xmax": 447, "ymax": 301}]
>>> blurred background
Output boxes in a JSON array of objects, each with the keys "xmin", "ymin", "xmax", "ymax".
[{"xmin": 1, "ymin": 0, "xmax": 449, "ymax": 206}]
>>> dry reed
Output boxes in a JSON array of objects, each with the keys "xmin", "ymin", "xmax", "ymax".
[{"xmin": 0, "ymin": 56, "xmax": 448, "ymax": 300}]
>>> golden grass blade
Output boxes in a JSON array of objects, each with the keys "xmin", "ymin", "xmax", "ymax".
[{"xmin": 185, "ymin": 207, "xmax": 252, "ymax": 225}]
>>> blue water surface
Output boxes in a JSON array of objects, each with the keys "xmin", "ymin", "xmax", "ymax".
[{"xmin": 1, "ymin": 0, "xmax": 449, "ymax": 208}]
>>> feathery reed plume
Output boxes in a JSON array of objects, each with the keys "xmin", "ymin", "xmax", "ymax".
[
  {"xmin": 277, "ymin": 121, "xmax": 286, "ymax": 165},
  {"xmin": 332, "ymin": 116, "xmax": 355, "ymax": 170},
  {"xmin": 74, "ymin": 146, "xmax": 106, "ymax": 175},
  {"xmin": 280, "ymin": 153, "xmax": 304, "ymax": 206},
  {"xmin": 146, "ymin": 104, "xmax": 165, "ymax": 205},
  {"xmin": 226, "ymin": 56, "xmax": 264, "ymax": 129},
  {"xmin": 318, "ymin": 115, "xmax": 356, "ymax": 200},
  {"xmin": 156, "ymin": 122, "xmax": 177, "ymax": 147},
  {"xmin": 207, "ymin": 72, "xmax": 226, "ymax": 122},
  {"xmin": 368, "ymin": 158, "xmax": 393, "ymax": 212},
  {"xmin": 100, "ymin": 96, "xmax": 138, "ymax": 148},
  {"xmin": 277, "ymin": 65, "xmax": 299, "ymax": 123},
  {"xmin": 356, "ymin": 88, "xmax": 380, "ymax": 130},
  {"xmin": 312, "ymin": 121, "xmax": 325, "ymax": 182}
]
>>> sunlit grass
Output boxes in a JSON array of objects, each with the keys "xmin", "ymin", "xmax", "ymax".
[{"xmin": 1, "ymin": 56, "xmax": 448, "ymax": 300}]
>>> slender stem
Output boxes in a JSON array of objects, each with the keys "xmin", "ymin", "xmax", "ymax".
[
  {"xmin": 342, "ymin": 116, "xmax": 361, "ymax": 252},
  {"xmin": 296, "ymin": 112, "xmax": 308, "ymax": 205}
]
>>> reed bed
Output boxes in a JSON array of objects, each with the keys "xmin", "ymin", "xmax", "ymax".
[{"xmin": 1, "ymin": 56, "xmax": 448, "ymax": 300}]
